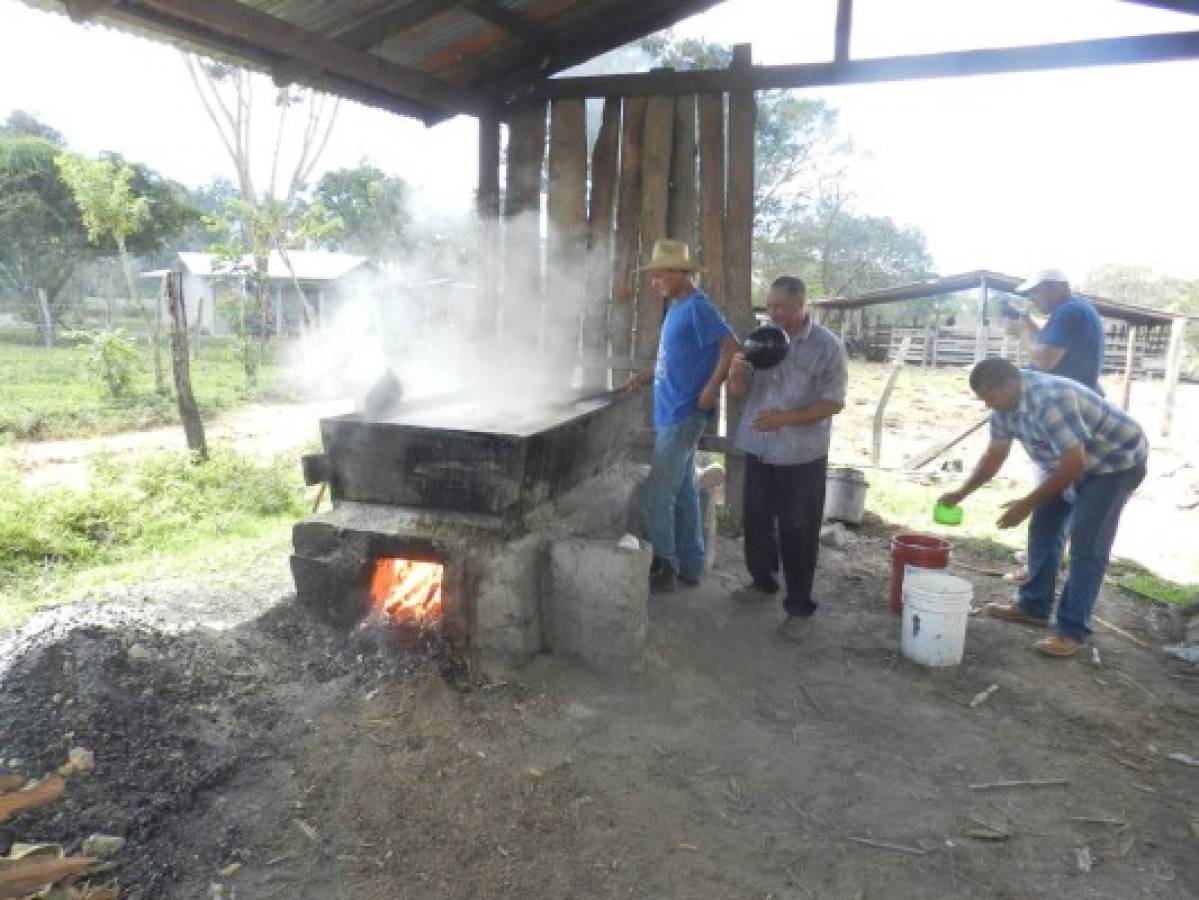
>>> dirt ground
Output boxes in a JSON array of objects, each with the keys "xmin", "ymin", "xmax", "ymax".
[
  {"xmin": 3, "ymin": 522, "xmax": 1197, "ymax": 899},
  {"xmin": 2, "ymin": 364, "xmax": 1196, "ymax": 898}
]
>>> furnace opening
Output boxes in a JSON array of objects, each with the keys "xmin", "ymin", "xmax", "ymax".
[{"xmin": 369, "ymin": 558, "xmax": 444, "ymax": 630}]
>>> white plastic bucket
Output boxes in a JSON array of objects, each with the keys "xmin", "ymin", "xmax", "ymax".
[
  {"xmin": 824, "ymin": 467, "xmax": 868, "ymax": 524},
  {"xmin": 901, "ymin": 570, "xmax": 973, "ymax": 667}
]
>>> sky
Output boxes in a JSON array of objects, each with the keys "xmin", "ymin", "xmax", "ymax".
[{"xmin": 2, "ymin": 0, "xmax": 1198, "ymax": 281}]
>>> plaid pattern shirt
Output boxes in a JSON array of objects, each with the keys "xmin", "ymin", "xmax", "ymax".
[{"xmin": 990, "ymin": 370, "xmax": 1148, "ymax": 477}]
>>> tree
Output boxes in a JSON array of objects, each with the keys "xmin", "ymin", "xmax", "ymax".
[
  {"xmin": 761, "ymin": 185, "xmax": 934, "ymax": 299},
  {"xmin": 1085, "ymin": 264, "xmax": 1199, "ymax": 370},
  {"xmin": 0, "ymin": 110, "xmax": 65, "ymax": 147},
  {"xmin": 101, "ymin": 153, "xmax": 199, "ymax": 259},
  {"xmin": 178, "ymin": 177, "xmax": 238, "ymax": 250},
  {"xmin": 0, "ymin": 136, "xmax": 92, "ymax": 345},
  {"xmin": 314, "ymin": 162, "xmax": 412, "ymax": 262},
  {"xmin": 184, "ymin": 53, "xmax": 339, "ymax": 381},
  {"xmin": 55, "ymin": 152, "xmax": 167, "ymax": 393}
]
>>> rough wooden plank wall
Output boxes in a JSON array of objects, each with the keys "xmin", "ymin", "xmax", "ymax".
[
  {"xmin": 546, "ymin": 98, "xmax": 588, "ymax": 366},
  {"xmin": 476, "ymin": 109, "xmax": 501, "ymax": 339},
  {"xmin": 634, "ymin": 95, "xmax": 676, "ymax": 366},
  {"xmin": 583, "ymin": 97, "xmax": 621, "ymax": 389},
  {"xmin": 697, "ymin": 93, "xmax": 726, "ymax": 309},
  {"xmin": 667, "ymin": 94, "xmax": 698, "ymax": 251},
  {"xmin": 610, "ymin": 96, "xmax": 647, "ymax": 368},
  {"xmin": 724, "ymin": 44, "xmax": 758, "ymax": 526},
  {"xmin": 503, "ymin": 100, "xmax": 547, "ymax": 343}
]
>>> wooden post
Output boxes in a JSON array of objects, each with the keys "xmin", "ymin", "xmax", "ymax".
[
  {"xmin": 166, "ymin": 271, "xmax": 207, "ymax": 460},
  {"xmin": 725, "ymin": 44, "xmax": 757, "ymax": 529},
  {"xmin": 975, "ymin": 275, "xmax": 989, "ymax": 363},
  {"xmin": 503, "ymin": 100, "xmax": 547, "ymax": 345},
  {"xmin": 634, "ymin": 95, "xmax": 675, "ymax": 365},
  {"xmin": 835, "ymin": 0, "xmax": 854, "ymax": 63},
  {"xmin": 1120, "ymin": 324, "xmax": 1137, "ymax": 411},
  {"xmin": 905, "ymin": 413, "xmax": 990, "ymax": 470},
  {"xmin": 36, "ymin": 288, "xmax": 54, "ymax": 349},
  {"xmin": 546, "ymin": 98, "xmax": 588, "ymax": 372},
  {"xmin": 610, "ymin": 97, "xmax": 647, "ymax": 371},
  {"xmin": 666, "ymin": 94, "xmax": 698, "ymax": 248},
  {"xmin": 873, "ymin": 336, "xmax": 912, "ymax": 467},
  {"xmin": 1161, "ymin": 316, "xmax": 1187, "ymax": 437},
  {"xmin": 476, "ymin": 108, "xmax": 502, "ymax": 339},
  {"xmin": 697, "ymin": 93, "xmax": 726, "ymax": 309},
  {"xmin": 583, "ymin": 97, "xmax": 620, "ymax": 389}
]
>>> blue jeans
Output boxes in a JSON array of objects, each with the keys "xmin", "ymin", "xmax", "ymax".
[
  {"xmin": 1017, "ymin": 464, "xmax": 1146, "ymax": 641},
  {"xmin": 641, "ymin": 412, "xmax": 708, "ymax": 579}
]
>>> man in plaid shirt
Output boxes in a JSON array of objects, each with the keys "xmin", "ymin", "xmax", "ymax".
[{"xmin": 939, "ymin": 358, "xmax": 1149, "ymax": 657}]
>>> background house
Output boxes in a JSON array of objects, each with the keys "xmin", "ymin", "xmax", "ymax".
[{"xmin": 143, "ymin": 250, "xmax": 395, "ymax": 336}]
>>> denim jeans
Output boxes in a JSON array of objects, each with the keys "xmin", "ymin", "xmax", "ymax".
[
  {"xmin": 640, "ymin": 412, "xmax": 708, "ymax": 579},
  {"xmin": 1017, "ymin": 464, "xmax": 1146, "ymax": 641}
]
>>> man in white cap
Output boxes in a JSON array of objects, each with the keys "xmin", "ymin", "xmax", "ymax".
[
  {"xmin": 1011, "ymin": 268, "xmax": 1104, "ymax": 392},
  {"xmin": 626, "ymin": 239, "xmax": 738, "ymax": 592}
]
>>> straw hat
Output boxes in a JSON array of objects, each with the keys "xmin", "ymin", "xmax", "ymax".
[{"xmin": 639, "ymin": 239, "xmax": 703, "ymax": 273}]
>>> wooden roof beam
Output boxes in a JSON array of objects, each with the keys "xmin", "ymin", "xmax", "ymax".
[
  {"xmin": 516, "ymin": 29, "xmax": 1199, "ymax": 100},
  {"xmin": 133, "ymin": 0, "xmax": 486, "ymax": 118},
  {"xmin": 1119, "ymin": 0, "xmax": 1199, "ymax": 14},
  {"xmin": 66, "ymin": 0, "xmax": 120, "ymax": 21}
]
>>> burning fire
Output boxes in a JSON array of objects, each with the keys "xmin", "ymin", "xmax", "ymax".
[{"xmin": 370, "ymin": 558, "xmax": 444, "ymax": 625}]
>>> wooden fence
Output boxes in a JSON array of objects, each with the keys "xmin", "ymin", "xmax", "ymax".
[{"xmin": 863, "ymin": 322, "xmax": 1169, "ymax": 375}]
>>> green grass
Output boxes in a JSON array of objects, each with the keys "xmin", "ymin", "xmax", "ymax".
[
  {"xmin": 864, "ymin": 471, "xmax": 1027, "ymax": 554},
  {"xmin": 0, "ymin": 447, "xmax": 306, "ymax": 629},
  {"xmin": 1111, "ymin": 566, "xmax": 1198, "ymax": 607},
  {"xmin": 0, "ymin": 330, "xmax": 304, "ymax": 440}
]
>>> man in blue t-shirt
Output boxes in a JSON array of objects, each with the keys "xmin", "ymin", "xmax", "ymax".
[
  {"xmin": 1013, "ymin": 268, "xmax": 1104, "ymax": 392},
  {"xmin": 626, "ymin": 239, "xmax": 738, "ymax": 592}
]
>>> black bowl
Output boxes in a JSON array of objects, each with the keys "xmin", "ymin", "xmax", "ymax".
[{"xmin": 743, "ymin": 324, "xmax": 790, "ymax": 370}]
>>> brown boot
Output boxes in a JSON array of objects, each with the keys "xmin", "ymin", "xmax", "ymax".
[
  {"xmin": 1035, "ymin": 635, "xmax": 1083, "ymax": 657},
  {"xmin": 983, "ymin": 601, "xmax": 1049, "ymax": 627}
]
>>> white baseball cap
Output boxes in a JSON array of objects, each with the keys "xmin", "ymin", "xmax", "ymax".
[{"xmin": 1015, "ymin": 268, "xmax": 1070, "ymax": 295}]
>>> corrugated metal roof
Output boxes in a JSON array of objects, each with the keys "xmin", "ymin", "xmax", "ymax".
[
  {"xmin": 810, "ymin": 270, "xmax": 1185, "ymax": 327},
  {"xmin": 16, "ymin": 0, "xmax": 723, "ymax": 122},
  {"xmin": 176, "ymin": 250, "xmax": 372, "ymax": 281}
]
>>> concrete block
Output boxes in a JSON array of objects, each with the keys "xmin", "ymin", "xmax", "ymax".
[
  {"xmin": 292, "ymin": 519, "xmax": 371, "ymax": 560},
  {"xmin": 290, "ymin": 553, "xmax": 373, "ymax": 627},
  {"xmin": 547, "ymin": 537, "xmax": 652, "ymax": 670},
  {"xmin": 470, "ymin": 533, "xmax": 544, "ymax": 668}
]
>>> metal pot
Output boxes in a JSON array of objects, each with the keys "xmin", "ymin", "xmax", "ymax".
[{"xmin": 743, "ymin": 324, "xmax": 790, "ymax": 369}]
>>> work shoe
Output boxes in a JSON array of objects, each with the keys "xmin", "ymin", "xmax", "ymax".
[
  {"xmin": 679, "ymin": 573, "xmax": 701, "ymax": 588},
  {"xmin": 731, "ymin": 584, "xmax": 775, "ymax": 604},
  {"xmin": 983, "ymin": 601, "xmax": 1049, "ymax": 627},
  {"xmin": 1035, "ymin": 635, "xmax": 1083, "ymax": 657},
  {"xmin": 777, "ymin": 614, "xmax": 812, "ymax": 643},
  {"xmin": 649, "ymin": 560, "xmax": 677, "ymax": 594}
]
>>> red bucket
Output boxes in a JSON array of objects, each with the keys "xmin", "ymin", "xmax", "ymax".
[{"xmin": 889, "ymin": 534, "xmax": 950, "ymax": 614}]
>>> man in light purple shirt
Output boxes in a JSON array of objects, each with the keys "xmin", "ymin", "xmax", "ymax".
[{"xmin": 728, "ymin": 276, "xmax": 847, "ymax": 641}]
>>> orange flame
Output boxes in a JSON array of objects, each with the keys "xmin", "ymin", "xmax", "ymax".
[{"xmin": 370, "ymin": 559, "xmax": 444, "ymax": 624}]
